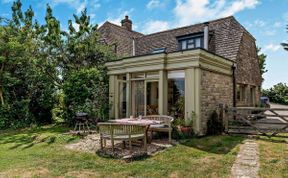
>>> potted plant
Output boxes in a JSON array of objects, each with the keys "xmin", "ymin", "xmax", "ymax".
[
  {"xmin": 178, "ymin": 118, "xmax": 193, "ymax": 133},
  {"xmin": 176, "ymin": 111, "xmax": 196, "ymax": 134}
]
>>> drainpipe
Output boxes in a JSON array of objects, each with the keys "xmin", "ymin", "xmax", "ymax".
[
  {"xmin": 232, "ymin": 63, "xmax": 237, "ymax": 107},
  {"xmin": 203, "ymin": 22, "xmax": 209, "ymax": 50},
  {"xmin": 132, "ymin": 38, "xmax": 135, "ymax": 56}
]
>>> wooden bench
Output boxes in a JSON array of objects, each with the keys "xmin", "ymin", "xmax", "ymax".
[
  {"xmin": 142, "ymin": 115, "xmax": 174, "ymax": 143},
  {"xmin": 98, "ymin": 123, "xmax": 148, "ymax": 154}
]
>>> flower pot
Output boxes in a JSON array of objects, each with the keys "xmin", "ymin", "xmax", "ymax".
[{"xmin": 177, "ymin": 125, "xmax": 192, "ymax": 134}]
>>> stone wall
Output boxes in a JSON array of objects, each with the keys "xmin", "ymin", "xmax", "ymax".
[
  {"xmin": 236, "ymin": 32, "xmax": 262, "ymax": 87},
  {"xmin": 200, "ymin": 69, "xmax": 233, "ymax": 134}
]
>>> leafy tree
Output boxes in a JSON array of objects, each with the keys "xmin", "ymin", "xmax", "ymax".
[
  {"xmin": 0, "ymin": 0, "xmax": 56, "ymax": 128},
  {"xmin": 0, "ymin": 0, "xmax": 115, "ymax": 129},
  {"xmin": 62, "ymin": 9, "xmax": 115, "ymax": 123},
  {"xmin": 281, "ymin": 25, "xmax": 288, "ymax": 51},
  {"xmin": 262, "ymin": 83, "xmax": 288, "ymax": 105},
  {"xmin": 257, "ymin": 47, "xmax": 267, "ymax": 82}
]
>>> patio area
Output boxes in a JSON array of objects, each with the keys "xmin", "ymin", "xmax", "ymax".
[{"xmin": 65, "ymin": 133, "xmax": 175, "ymax": 159}]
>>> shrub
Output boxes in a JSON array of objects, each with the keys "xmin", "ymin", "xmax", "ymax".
[
  {"xmin": 262, "ymin": 83, "xmax": 288, "ymax": 105},
  {"xmin": 63, "ymin": 68, "xmax": 109, "ymax": 125},
  {"xmin": 206, "ymin": 110, "xmax": 223, "ymax": 135}
]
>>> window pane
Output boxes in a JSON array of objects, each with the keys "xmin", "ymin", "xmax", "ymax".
[
  {"xmin": 181, "ymin": 40, "xmax": 187, "ymax": 50},
  {"xmin": 146, "ymin": 71, "xmax": 159, "ymax": 78},
  {"xmin": 119, "ymin": 82, "xmax": 127, "ymax": 118},
  {"xmin": 188, "ymin": 39, "xmax": 194, "ymax": 43},
  {"xmin": 131, "ymin": 81, "xmax": 145, "ymax": 116},
  {"xmin": 168, "ymin": 70, "xmax": 185, "ymax": 118},
  {"xmin": 195, "ymin": 38, "xmax": 201, "ymax": 47},
  {"xmin": 168, "ymin": 70, "xmax": 185, "ymax": 79},
  {"xmin": 187, "ymin": 43, "xmax": 195, "ymax": 49},
  {"xmin": 146, "ymin": 81, "xmax": 159, "ymax": 115}
]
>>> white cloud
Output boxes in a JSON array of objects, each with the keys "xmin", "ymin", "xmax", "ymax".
[
  {"xmin": 174, "ymin": 0, "xmax": 259, "ymax": 26},
  {"xmin": 263, "ymin": 44, "xmax": 282, "ymax": 52},
  {"xmin": 254, "ymin": 19, "xmax": 265, "ymax": 27},
  {"xmin": 146, "ymin": 0, "xmax": 166, "ymax": 9},
  {"xmin": 72, "ymin": 22, "xmax": 80, "ymax": 31},
  {"xmin": 273, "ymin": 22, "xmax": 282, "ymax": 28},
  {"xmin": 142, "ymin": 20, "xmax": 169, "ymax": 34}
]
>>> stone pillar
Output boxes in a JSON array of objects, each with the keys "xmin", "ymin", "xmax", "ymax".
[
  {"xmin": 185, "ymin": 68, "xmax": 202, "ymax": 135},
  {"xmin": 109, "ymin": 75, "xmax": 116, "ymax": 119},
  {"xmin": 158, "ymin": 70, "xmax": 168, "ymax": 115},
  {"xmin": 126, "ymin": 73, "xmax": 131, "ymax": 117}
]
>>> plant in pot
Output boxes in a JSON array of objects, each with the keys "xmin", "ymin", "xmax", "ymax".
[{"xmin": 174, "ymin": 111, "xmax": 195, "ymax": 134}]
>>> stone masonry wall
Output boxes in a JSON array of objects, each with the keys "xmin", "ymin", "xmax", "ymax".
[
  {"xmin": 236, "ymin": 32, "xmax": 262, "ymax": 87},
  {"xmin": 200, "ymin": 69, "xmax": 233, "ymax": 134}
]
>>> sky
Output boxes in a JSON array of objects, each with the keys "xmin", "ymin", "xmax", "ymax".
[{"xmin": 0, "ymin": 0, "xmax": 287, "ymax": 89}]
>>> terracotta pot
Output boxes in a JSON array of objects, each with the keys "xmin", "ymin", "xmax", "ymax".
[{"xmin": 177, "ymin": 125, "xmax": 192, "ymax": 133}]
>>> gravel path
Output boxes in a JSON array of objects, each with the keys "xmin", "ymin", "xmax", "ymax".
[{"xmin": 231, "ymin": 139, "xmax": 259, "ymax": 178}]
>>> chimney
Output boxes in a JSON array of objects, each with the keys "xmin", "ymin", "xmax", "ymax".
[
  {"xmin": 203, "ymin": 22, "xmax": 209, "ymax": 50},
  {"xmin": 121, "ymin": 15, "xmax": 132, "ymax": 31}
]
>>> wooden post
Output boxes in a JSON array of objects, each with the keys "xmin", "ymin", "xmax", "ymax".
[{"xmin": 219, "ymin": 103, "xmax": 228, "ymax": 133}]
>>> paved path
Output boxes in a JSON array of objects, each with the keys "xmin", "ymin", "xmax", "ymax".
[{"xmin": 231, "ymin": 139, "xmax": 259, "ymax": 178}]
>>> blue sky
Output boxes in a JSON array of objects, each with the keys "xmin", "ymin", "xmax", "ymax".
[{"xmin": 0, "ymin": 0, "xmax": 287, "ymax": 89}]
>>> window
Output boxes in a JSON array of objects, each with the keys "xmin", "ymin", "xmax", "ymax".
[
  {"xmin": 168, "ymin": 70, "xmax": 185, "ymax": 118},
  {"xmin": 152, "ymin": 48, "xmax": 166, "ymax": 54},
  {"xmin": 178, "ymin": 35, "xmax": 203, "ymax": 50},
  {"xmin": 237, "ymin": 84, "xmax": 247, "ymax": 102}
]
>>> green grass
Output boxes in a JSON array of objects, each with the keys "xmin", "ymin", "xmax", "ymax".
[
  {"xmin": 257, "ymin": 134, "xmax": 288, "ymax": 178},
  {"xmin": 0, "ymin": 125, "xmax": 245, "ymax": 178}
]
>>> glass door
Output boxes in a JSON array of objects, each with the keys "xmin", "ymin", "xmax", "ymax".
[
  {"xmin": 145, "ymin": 81, "xmax": 159, "ymax": 115},
  {"xmin": 118, "ymin": 81, "xmax": 127, "ymax": 118},
  {"xmin": 131, "ymin": 80, "xmax": 145, "ymax": 117}
]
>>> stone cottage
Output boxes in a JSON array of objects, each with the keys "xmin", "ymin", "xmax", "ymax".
[{"xmin": 99, "ymin": 16, "xmax": 262, "ymax": 135}]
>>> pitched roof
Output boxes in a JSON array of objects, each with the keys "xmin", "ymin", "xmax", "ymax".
[
  {"xmin": 98, "ymin": 16, "xmax": 255, "ymax": 61},
  {"xmin": 135, "ymin": 16, "xmax": 251, "ymax": 61},
  {"xmin": 98, "ymin": 21, "xmax": 144, "ymax": 57}
]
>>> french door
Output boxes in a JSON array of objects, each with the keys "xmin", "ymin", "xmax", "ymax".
[{"xmin": 131, "ymin": 80, "xmax": 159, "ymax": 117}]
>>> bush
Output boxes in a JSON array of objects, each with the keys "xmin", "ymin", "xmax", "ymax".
[
  {"xmin": 206, "ymin": 110, "xmax": 223, "ymax": 135},
  {"xmin": 63, "ymin": 68, "xmax": 109, "ymax": 125},
  {"xmin": 262, "ymin": 83, "xmax": 288, "ymax": 105}
]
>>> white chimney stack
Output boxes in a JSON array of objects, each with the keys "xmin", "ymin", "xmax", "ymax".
[{"xmin": 203, "ymin": 22, "xmax": 209, "ymax": 50}]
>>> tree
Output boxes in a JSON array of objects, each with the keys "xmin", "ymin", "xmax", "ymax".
[
  {"xmin": 262, "ymin": 83, "xmax": 288, "ymax": 105},
  {"xmin": 257, "ymin": 47, "xmax": 268, "ymax": 82},
  {"xmin": 0, "ymin": 0, "xmax": 115, "ymax": 128},
  {"xmin": 281, "ymin": 25, "xmax": 288, "ymax": 51},
  {"xmin": 0, "ymin": 0, "xmax": 56, "ymax": 128}
]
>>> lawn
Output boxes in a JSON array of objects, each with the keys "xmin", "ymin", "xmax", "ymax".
[
  {"xmin": 257, "ymin": 135, "xmax": 288, "ymax": 178},
  {"xmin": 0, "ymin": 125, "xmax": 245, "ymax": 178},
  {"xmin": 1, "ymin": 126, "xmax": 287, "ymax": 178}
]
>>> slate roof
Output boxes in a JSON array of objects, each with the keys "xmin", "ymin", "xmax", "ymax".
[
  {"xmin": 98, "ymin": 16, "xmax": 254, "ymax": 61},
  {"xmin": 98, "ymin": 21, "xmax": 143, "ymax": 58}
]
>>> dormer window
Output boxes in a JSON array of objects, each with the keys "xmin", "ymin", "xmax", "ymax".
[{"xmin": 178, "ymin": 34, "xmax": 204, "ymax": 50}]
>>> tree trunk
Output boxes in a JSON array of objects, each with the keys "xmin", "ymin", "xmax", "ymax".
[{"xmin": 0, "ymin": 88, "xmax": 4, "ymax": 106}]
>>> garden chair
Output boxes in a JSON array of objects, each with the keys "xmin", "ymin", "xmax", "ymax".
[{"xmin": 142, "ymin": 115, "xmax": 174, "ymax": 143}]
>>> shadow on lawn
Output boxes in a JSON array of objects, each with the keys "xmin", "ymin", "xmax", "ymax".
[
  {"xmin": 180, "ymin": 135, "xmax": 245, "ymax": 154},
  {"xmin": 0, "ymin": 124, "xmax": 76, "ymax": 150}
]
